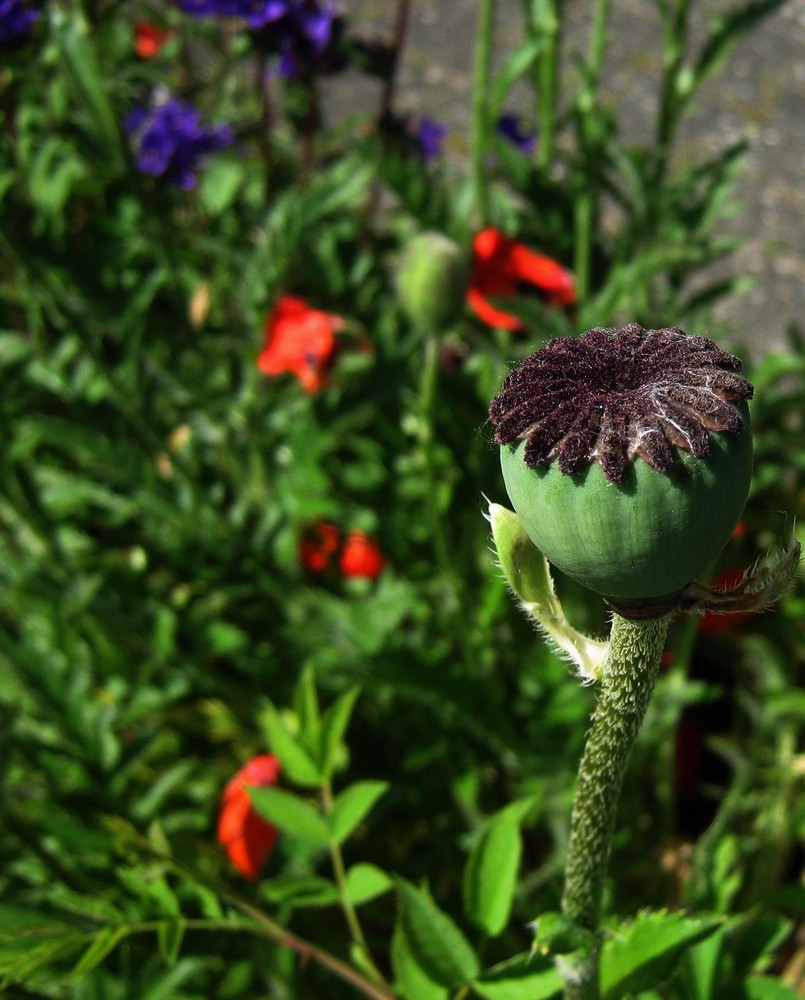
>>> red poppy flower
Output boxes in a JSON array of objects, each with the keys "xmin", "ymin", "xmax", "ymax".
[
  {"xmin": 133, "ymin": 22, "xmax": 172, "ymax": 59},
  {"xmin": 300, "ymin": 521, "xmax": 341, "ymax": 573},
  {"xmin": 217, "ymin": 754, "xmax": 281, "ymax": 881},
  {"xmin": 257, "ymin": 295, "xmax": 344, "ymax": 393},
  {"xmin": 339, "ymin": 530, "xmax": 385, "ymax": 580},
  {"xmin": 468, "ymin": 227, "xmax": 576, "ymax": 331}
]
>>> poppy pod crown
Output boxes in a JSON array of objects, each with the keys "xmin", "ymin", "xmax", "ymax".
[{"xmin": 489, "ymin": 325, "xmax": 754, "ymax": 606}]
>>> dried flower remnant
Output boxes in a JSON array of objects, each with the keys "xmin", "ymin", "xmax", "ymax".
[
  {"xmin": 257, "ymin": 295, "xmax": 343, "ymax": 393},
  {"xmin": 490, "ymin": 324, "xmax": 753, "ymax": 483},
  {"xmin": 468, "ymin": 228, "xmax": 576, "ymax": 331},
  {"xmin": 217, "ymin": 755, "xmax": 281, "ymax": 880}
]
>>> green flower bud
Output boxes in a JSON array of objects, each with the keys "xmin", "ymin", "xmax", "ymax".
[
  {"xmin": 489, "ymin": 325, "xmax": 754, "ymax": 605},
  {"xmin": 396, "ymin": 231, "xmax": 469, "ymax": 333}
]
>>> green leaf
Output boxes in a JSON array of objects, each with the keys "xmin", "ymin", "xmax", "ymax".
[
  {"xmin": 742, "ymin": 977, "xmax": 802, "ymax": 1000},
  {"xmin": 260, "ymin": 874, "xmax": 339, "ymax": 908},
  {"xmin": 294, "ymin": 667, "xmax": 322, "ymax": 750},
  {"xmin": 682, "ymin": 926, "xmax": 725, "ymax": 1000},
  {"xmin": 329, "ymin": 781, "xmax": 389, "ymax": 844},
  {"xmin": 463, "ymin": 805, "xmax": 522, "ymax": 936},
  {"xmin": 491, "ymin": 38, "xmax": 543, "ymax": 117},
  {"xmin": 345, "ymin": 863, "xmax": 393, "ymax": 906},
  {"xmin": 249, "ymin": 786, "xmax": 330, "ymax": 847},
  {"xmin": 391, "ymin": 923, "xmax": 448, "ymax": 1000},
  {"xmin": 319, "ymin": 686, "xmax": 360, "ymax": 779},
  {"xmin": 692, "ymin": 1, "xmax": 788, "ymax": 93},
  {"xmin": 396, "ymin": 878, "xmax": 480, "ymax": 989},
  {"xmin": 69, "ymin": 926, "xmax": 131, "ymax": 980},
  {"xmin": 157, "ymin": 919, "xmax": 186, "ymax": 966},
  {"xmin": 0, "ymin": 935, "xmax": 86, "ymax": 986},
  {"xmin": 601, "ymin": 911, "xmax": 723, "ymax": 999},
  {"xmin": 473, "ymin": 953, "xmax": 562, "ymax": 1000},
  {"xmin": 261, "ymin": 702, "xmax": 322, "ymax": 787}
]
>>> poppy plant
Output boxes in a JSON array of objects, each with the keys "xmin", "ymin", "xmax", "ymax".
[
  {"xmin": 300, "ymin": 521, "xmax": 341, "ymax": 573},
  {"xmin": 133, "ymin": 22, "xmax": 172, "ymax": 58},
  {"xmin": 217, "ymin": 754, "xmax": 281, "ymax": 880},
  {"xmin": 468, "ymin": 227, "xmax": 576, "ymax": 332},
  {"xmin": 339, "ymin": 530, "xmax": 385, "ymax": 580},
  {"xmin": 257, "ymin": 295, "xmax": 343, "ymax": 393}
]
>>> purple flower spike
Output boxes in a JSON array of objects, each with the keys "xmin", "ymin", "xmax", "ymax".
[
  {"xmin": 125, "ymin": 94, "xmax": 233, "ymax": 189},
  {"xmin": 496, "ymin": 113, "xmax": 536, "ymax": 154},
  {"xmin": 0, "ymin": 0, "xmax": 40, "ymax": 44}
]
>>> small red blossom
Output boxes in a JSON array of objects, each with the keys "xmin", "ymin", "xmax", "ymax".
[
  {"xmin": 258, "ymin": 295, "xmax": 344, "ymax": 393},
  {"xmin": 339, "ymin": 530, "xmax": 385, "ymax": 580},
  {"xmin": 468, "ymin": 227, "xmax": 576, "ymax": 331},
  {"xmin": 300, "ymin": 521, "xmax": 341, "ymax": 573},
  {"xmin": 217, "ymin": 754, "xmax": 281, "ymax": 881},
  {"xmin": 134, "ymin": 21, "xmax": 172, "ymax": 59}
]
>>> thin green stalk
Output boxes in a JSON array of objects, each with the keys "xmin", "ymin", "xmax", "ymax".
[
  {"xmin": 471, "ymin": 0, "xmax": 496, "ymax": 227},
  {"xmin": 572, "ymin": 0, "xmax": 610, "ymax": 303},
  {"xmin": 419, "ymin": 333, "xmax": 476, "ymax": 670},
  {"xmin": 649, "ymin": 0, "xmax": 691, "ymax": 217},
  {"xmin": 321, "ymin": 783, "xmax": 389, "ymax": 989},
  {"xmin": 156, "ymin": 849, "xmax": 397, "ymax": 1000},
  {"xmin": 559, "ymin": 612, "xmax": 672, "ymax": 999},
  {"xmin": 535, "ymin": 0, "xmax": 563, "ymax": 175}
]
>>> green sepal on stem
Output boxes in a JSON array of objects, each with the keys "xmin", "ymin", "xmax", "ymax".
[{"xmin": 488, "ymin": 502, "xmax": 607, "ymax": 680}]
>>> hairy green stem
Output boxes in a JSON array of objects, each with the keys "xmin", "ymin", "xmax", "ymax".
[
  {"xmin": 559, "ymin": 612, "xmax": 672, "ymax": 999},
  {"xmin": 471, "ymin": 0, "xmax": 495, "ymax": 226}
]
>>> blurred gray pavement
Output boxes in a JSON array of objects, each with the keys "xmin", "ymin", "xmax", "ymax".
[{"xmin": 340, "ymin": 1, "xmax": 805, "ymax": 359}]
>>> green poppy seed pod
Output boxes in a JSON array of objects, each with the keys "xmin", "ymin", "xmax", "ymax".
[
  {"xmin": 489, "ymin": 325, "xmax": 754, "ymax": 607},
  {"xmin": 396, "ymin": 231, "xmax": 469, "ymax": 333}
]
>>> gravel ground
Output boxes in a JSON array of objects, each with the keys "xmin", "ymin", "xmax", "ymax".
[{"xmin": 334, "ymin": 0, "xmax": 805, "ymax": 359}]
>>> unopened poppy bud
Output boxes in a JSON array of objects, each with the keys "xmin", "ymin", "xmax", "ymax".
[
  {"xmin": 489, "ymin": 325, "xmax": 754, "ymax": 608},
  {"xmin": 396, "ymin": 231, "xmax": 469, "ymax": 333}
]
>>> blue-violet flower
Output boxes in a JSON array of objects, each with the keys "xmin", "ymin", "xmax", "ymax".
[
  {"xmin": 125, "ymin": 94, "xmax": 233, "ymax": 189},
  {"xmin": 0, "ymin": 0, "xmax": 40, "ymax": 44},
  {"xmin": 497, "ymin": 113, "xmax": 536, "ymax": 154}
]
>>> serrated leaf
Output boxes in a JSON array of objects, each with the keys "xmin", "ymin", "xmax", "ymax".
[
  {"xmin": 329, "ymin": 781, "xmax": 389, "ymax": 844},
  {"xmin": 473, "ymin": 952, "xmax": 562, "ymax": 1000},
  {"xmin": 396, "ymin": 878, "xmax": 479, "ymax": 989},
  {"xmin": 319, "ymin": 686, "xmax": 360, "ymax": 779},
  {"xmin": 601, "ymin": 911, "xmax": 722, "ymax": 999},
  {"xmin": 391, "ymin": 922, "xmax": 448, "ymax": 1000},
  {"xmin": 262, "ymin": 702, "xmax": 322, "ymax": 787},
  {"xmin": 345, "ymin": 863, "xmax": 393, "ymax": 906},
  {"xmin": 463, "ymin": 807, "xmax": 522, "ymax": 936},
  {"xmin": 249, "ymin": 786, "xmax": 330, "ymax": 847}
]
